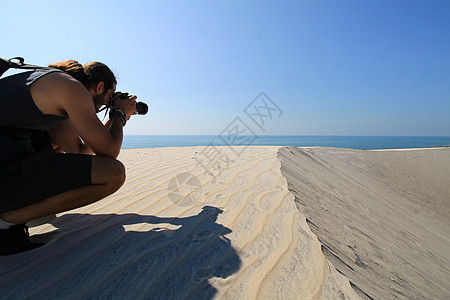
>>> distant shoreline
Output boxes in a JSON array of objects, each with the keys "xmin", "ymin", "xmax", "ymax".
[{"xmin": 122, "ymin": 135, "xmax": 450, "ymax": 150}]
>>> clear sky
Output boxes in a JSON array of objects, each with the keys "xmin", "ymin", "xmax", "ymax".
[{"xmin": 2, "ymin": 0, "xmax": 449, "ymax": 136}]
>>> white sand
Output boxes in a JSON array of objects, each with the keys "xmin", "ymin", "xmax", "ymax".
[
  {"xmin": 0, "ymin": 146, "xmax": 358, "ymax": 299},
  {"xmin": 278, "ymin": 146, "xmax": 450, "ymax": 299}
]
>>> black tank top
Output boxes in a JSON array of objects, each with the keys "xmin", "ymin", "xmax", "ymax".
[{"xmin": 0, "ymin": 68, "xmax": 68, "ymax": 162}]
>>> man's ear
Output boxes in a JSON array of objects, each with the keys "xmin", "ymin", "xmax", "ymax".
[{"xmin": 95, "ymin": 82, "xmax": 105, "ymax": 94}]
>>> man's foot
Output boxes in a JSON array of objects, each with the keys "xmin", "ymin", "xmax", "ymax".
[{"xmin": 0, "ymin": 224, "xmax": 44, "ymax": 255}]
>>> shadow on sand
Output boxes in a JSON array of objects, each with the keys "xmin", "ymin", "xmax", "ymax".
[{"xmin": 0, "ymin": 206, "xmax": 241, "ymax": 299}]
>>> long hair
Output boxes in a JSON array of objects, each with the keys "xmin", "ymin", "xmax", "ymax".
[{"xmin": 48, "ymin": 60, "xmax": 116, "ymax": 91}]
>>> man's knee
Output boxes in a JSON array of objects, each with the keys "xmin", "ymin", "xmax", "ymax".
[
  {"xmin": 92, "ymin": 156, "xmax": 126, "ymax": 189},
  {"xmin": 109, "ymin": 159, "xmax": 126, "ymax": 188}
]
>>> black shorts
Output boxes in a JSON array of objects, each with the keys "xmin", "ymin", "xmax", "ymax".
[{"xmin": 0, "ymin": 152, "xmax": 92, "ymax": 214}]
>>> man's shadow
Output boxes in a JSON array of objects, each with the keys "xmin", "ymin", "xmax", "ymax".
[{"xmin": 28, "ymin": 206, "xmax": 241, "ymax": 299}]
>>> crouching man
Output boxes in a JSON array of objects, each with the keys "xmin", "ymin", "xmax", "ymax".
[{"xmin": 0, "ymin": 60, "xmax": 137, "ymax": 255}]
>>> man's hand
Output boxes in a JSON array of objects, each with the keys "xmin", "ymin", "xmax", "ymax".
[{"xmin": 112, "ymin": 92, "xmax": 138, "ymax": 119}]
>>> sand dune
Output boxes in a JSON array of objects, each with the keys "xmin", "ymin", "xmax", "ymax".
[
  {"xmin": 278, "ymin": 146, "xmax": 450, "ymax": 299},
  {"xmin": 0, "ymin": 146, "xmax": 357, "ymax": 299},
  {"xmin": 4, "ymin": 146, "xmax": 445, "ymax": 299}
]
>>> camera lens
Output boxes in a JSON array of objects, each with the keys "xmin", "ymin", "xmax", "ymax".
[{"xmin": 136, "ymin": 102, "xmax": 148, "ymax": 115}]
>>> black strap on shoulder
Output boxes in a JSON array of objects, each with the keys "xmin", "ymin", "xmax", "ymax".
[
  {"xmin": 0, "ymin": 57, "xmax": 10, "ymax": 76},
  {"xmin": 0, "ymin": 57, "xmax": 45, "ymax": 77}
]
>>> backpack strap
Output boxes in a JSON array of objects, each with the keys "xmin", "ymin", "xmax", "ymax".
[
  {"xmin": 0, "ymin": 57, "xmax": 45, "ymax": 77},
  {"xmin": 0, "ymin": 57, "xmax": 10, "ymax": 76}
]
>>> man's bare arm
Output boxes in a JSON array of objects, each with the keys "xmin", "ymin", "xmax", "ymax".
[
  {"xmin": 30, "ymin": 72, "xmax": 136, "ymax": 158},
  {"xmin": 47, "ymin": 75, "xmax": 131, "ymax": 158}
]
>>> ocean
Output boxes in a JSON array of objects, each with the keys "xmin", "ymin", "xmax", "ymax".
[{"xmin": 122, "ymin": 135, "xmax": 450, "ymax": 150}]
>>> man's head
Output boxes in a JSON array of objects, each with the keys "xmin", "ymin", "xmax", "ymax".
[{"xmin": 48, "ymin": 60, "xmax": 117, "ymax": 111}]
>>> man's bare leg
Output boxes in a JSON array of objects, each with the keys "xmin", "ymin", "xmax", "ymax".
[{"xmin": 0, "ymin": 156, "xmax": 125, "ymax": 225}]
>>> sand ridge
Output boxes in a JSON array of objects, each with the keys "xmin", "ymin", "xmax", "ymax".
[
  {"xmin": 0, "ymin": 146, "xmax": 357, "ymax": 299},
  {"xmin": 278, "ymin": 146, "xmax": 450, "ymax": 299}
]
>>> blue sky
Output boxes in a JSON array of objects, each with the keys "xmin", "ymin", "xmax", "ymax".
[{"xmin": 2, "ymin": 0, "xmax": 449, "ymax": 135}]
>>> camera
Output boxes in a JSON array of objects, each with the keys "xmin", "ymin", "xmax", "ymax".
[{"xmin": 110, "ymin": 92, "xmax": 148, "ymax": 115}]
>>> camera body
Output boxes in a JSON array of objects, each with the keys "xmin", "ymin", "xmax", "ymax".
[{"xmin": 110, "ymin": 92, "xmax": 148, "ymax": 115}]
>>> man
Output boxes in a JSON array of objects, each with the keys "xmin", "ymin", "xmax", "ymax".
[{"xmin": 0, "ymin": 60, "xmax": 137, "ymax": 255}]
